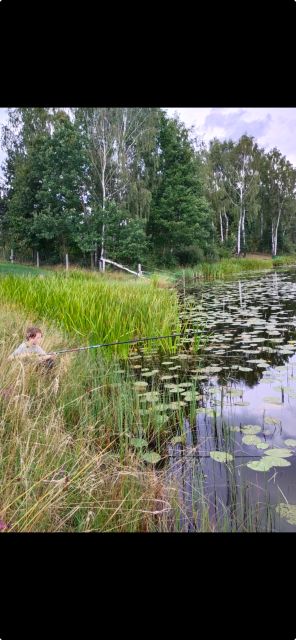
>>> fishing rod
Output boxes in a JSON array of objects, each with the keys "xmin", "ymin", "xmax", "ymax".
[
  {"xmin": 46, "ymin": 329, "xmax": 202, "ymax": 356},
  {"xmin": 43, "ymin": 328, "xmax": 290, "ymax": 361}
]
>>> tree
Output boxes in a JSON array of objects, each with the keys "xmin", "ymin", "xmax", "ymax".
[
  {"xmin": 1, "ymin": 109, "xmax": 89, "ymax": 264},
  {"xmin": 73, "ymin": 108, "xmax": 160, "ymax": 264},
  {"xmin": 35, "ymin": 111, "xmax": 88, "ymax": 262},
  {"xmin": 206, "ymin": 139, "xmax": 233, "ymax": 246},
  {"xmin": 148, "ymin": 112, "xmax": 215, "ymax": 266},
  {"xmin": 260, "ymin": 149, "xmax": 296, "ymax": 257},
  {"xmin": 221, "ymin": 135, "xmax": 261, "ymax": 255}
]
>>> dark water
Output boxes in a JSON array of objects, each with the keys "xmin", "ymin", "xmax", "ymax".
[{"xmin": 130, "ymin": 268, "xmax": 296, "ymax": 531}]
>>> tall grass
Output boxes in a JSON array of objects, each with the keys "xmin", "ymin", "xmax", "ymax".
[
  {"xmin": 172, "ymin": 255, "xmax": 296, "ymax": 281},
  {"xmin": 0, "ymin": 306, "xmax": 178, "ymax": 532},
  {"xmin": 0, "ymin": 272, "xmax": 181, "ymax": 356}
]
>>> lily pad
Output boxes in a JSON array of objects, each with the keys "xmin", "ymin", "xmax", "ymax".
[
  {"xmin": 142, "ymin": 370, "xmax": 159, "ymax": 378},
  {"xmin": 275, "ymin": 503, "xmax": 296, "ymax": 525},
  {"xmin": 247, "ymin": 456, "xmax": 291, "ymax": 471},
  {"xmin": 181, "ymin": 391, "xmax": 202, "ymax": 401},
  {"xmin": 167, "ymin": 401, "xmax": 187, "ymax": 409},
  {"xmin": 210, "ymin": 451, "xmax": 233, "ymax": 463},
  {"xmin": 241, "ymin": 425, "xmax": 261, "ymax": 435},
  {"xmin": 264, "ymin": 417, "xmax": 281, "ymax": 426},
  {"xmin": 247, "ymin": 458, "xmax": 274, "ymax": 472},
  {"xmin": 142, "ymin": 452, "xmax": 161, "ymax": 464},
  {"xmin": 140, "ymin": 392, "xmax": 160, "ymax": 402},
  {"xmin": 130, "ymin": 438, "xmax": 148, "ymax": 448},
  {"xmin": 264, "ymin": 448, "xmax": 293, "ymax": 458},
  {"xmin": 171, "ymin": 435, "xmax": 185, "ymax": 446},
  {"xmin": 263, "ymin": 456, "xmax": 291, "ymax": 467},
  {"xmin": 284, "ymin": 439, "xmax": 296, "ymax": 447},
  {"xmin": 242, "ymin": 435, "xmax": 262, "ymax": 446},
  {"xmin": 134, "ymin": 381, "xmax": 148, "ymax": 390}
]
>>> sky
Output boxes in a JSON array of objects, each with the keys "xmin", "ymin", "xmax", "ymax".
[
  {"xmin": 1, "ymin": 107, "xmax": 296, "ymax": 178},
  {"xmin": 165, "ymin": 107, "xmax": 296, "ymax": 166}
]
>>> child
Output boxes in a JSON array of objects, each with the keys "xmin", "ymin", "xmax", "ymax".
[{"xmin": 8, "ymin": 326, "xmax": 56, "ymax": 369}]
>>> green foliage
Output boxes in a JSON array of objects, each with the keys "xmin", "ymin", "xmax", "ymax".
[
  {"xmin": 1, "ymin": 108, "xmax": 296, "ymax": 271},
  {"xmin": 148, "ymin": 112, "xmax": 215, "ymax": 266}
]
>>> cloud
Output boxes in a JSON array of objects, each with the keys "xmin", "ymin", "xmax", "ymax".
[{"xmin": 165, "ymin": 107, "xmax": 296, "ymax": 167}]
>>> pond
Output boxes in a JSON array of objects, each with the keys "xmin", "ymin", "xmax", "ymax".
[{"xmin": 129, "ymin": 267, "xmax": 296, "ymax": 531}]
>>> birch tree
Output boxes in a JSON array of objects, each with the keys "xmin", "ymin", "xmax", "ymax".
[
  {"xmin": 263, "ymin": 149, "xmax": 296, "ymax": 257},
  {"xmin": 223, "ymin": 136, "xmax": 261, "ymax": 255},
  {"xmin": 73, "ymin": 108, "xmax": 160, "ymax": 265}
]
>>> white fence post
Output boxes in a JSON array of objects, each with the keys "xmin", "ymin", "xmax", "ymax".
[
  {"xmin": 65, "ymin": 253, "xmax": 69, "ymax": 271},
  {"xmin": 138, "ymin": 263, "xmax": 142, "ymax": 277},
  {"xmin": 36, "ymin": 251, "xmax": 40, "ymax": 268},
  {"xmin": 10, "ymin": 249, "xmax": 14, "ymax": 263}
]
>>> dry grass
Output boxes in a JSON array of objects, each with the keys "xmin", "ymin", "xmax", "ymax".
[{"xmin": 0, "ymin": 304, "xmax": 177, "ymax": 532}]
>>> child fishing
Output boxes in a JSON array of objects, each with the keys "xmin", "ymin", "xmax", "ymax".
[{"xmin": 8, "ymin": 326, "xmax": 56, "ymax": 369}]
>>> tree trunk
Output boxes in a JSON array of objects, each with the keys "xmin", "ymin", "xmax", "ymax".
[
  {"xmin": 100, "ymin": 136, "xmax": 107, "ymax": 266},
  {"xmin": 237, "ymin": 186, "xmax": 243, "ymax": 255},
  {"xmin": 237, "ymin": 210, "xmax": 242, "ymax": 255},
  {"xmin": 260, "ymin": 211, "xmax": 263, "ymax": 241},
  {"xmin": 224, "ymin": 211, "xmax": 229, "ymax": 241},
  {"xmin": 220, "ymin": 212, "xmax": 224, "ymax": 243},
  {"xmin": 36, "ymin": 251, "xmax": 40, "ymax": 268},
  {"xmin": 272, "ymin": 209, "xmax": 282, "ymax": 257},
  {"xmin": 241, "ymin": 208, "xmax": 246, "ymax": 251},
  {"xmin": 65, "ymin": 253, "xmax": 69, "ymax": 271}
]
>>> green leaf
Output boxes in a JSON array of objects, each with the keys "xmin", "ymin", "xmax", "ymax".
[
  {"xmin": 210, "ymin": 451, "xmax": 233, "ymax": 463},
  {"xmin": 134, "ymin": 381, "xmax": 148, "ymax": 389},
  {"xmin": 241, "ymin": 425, "xmax": 261, "ymax": 435},
  {"xmin": 171, "ymin": 436, "xmax": 185, "ymax": 445},
  {"xmin": 247, "ymin": 458, "xmax": 274, "ymax": 472},
  {"xmin": 264, "ymin": 417, "xmax": 281, "ymax": 426},
  {"xmin": 130, "ymin": 438, "xmax": 148, "ymax": 448},
  {"xmin": 264, "ymin": 448, "xmax": 293, "ymax": 458},
  {"xmin": 275, "ymin": 503, "xmax": 296, "ymax": 525},
  {"xmin": 142, "ymin": 452, "xmax": 161, "ymax": 464},
  {"xmin": 284, "ymin": 439, "xmax": 296, "ymax": 447},
  {"xmin": 242, "ymin": 435, "xmax": 262, "ymax": 446}
]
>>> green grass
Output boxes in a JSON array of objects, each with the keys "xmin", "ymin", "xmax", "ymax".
[
  {"xmin": 0, "ymin": 271, "xmax": 181, "ymax": 357},
  {"xmin": 164, "ymin": 255, "xmax": 296, "ymax": 281},
  {"xmin": 0, "ymin": 261, "xmax": 50, "ymax": 277}
]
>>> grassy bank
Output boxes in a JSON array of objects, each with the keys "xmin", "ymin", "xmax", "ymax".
[
  {"xmin": 0, "ymin": 305, "xmax": 180, "ymax": 532},
  {"xmin": 0, "ymin": 270, "xmax": 180, "ymax": 357},
  {"xmin": 162, "ymin": 254, "xmax": 296, "ymax": 282}
]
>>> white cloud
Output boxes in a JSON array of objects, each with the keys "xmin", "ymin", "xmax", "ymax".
[{"xmin": 165, "ymin": 107, "xmax": 296, "ymax": 167}]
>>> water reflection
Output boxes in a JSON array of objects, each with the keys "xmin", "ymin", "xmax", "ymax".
[{"xmin": 128, "ymin": 269, "xmax": 296, "ymax": 531}]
